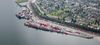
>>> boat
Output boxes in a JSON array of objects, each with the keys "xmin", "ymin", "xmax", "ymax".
[
  {"xmin": 16, "ymin": 3, "xmax": 93, "ymax": 39},
  {"xmin": 24, "ymin": 19, "xmax": 93, "ymax": 39}
]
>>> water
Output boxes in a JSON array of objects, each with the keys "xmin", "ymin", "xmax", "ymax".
[{"xmin": 0, "ymin": 0, "xmax": 100, "ymax": 45}]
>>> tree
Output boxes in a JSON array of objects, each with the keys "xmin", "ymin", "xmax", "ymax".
[{"xmin": 71, "ymin": 18, "xmax": 76, "ymax": 23}]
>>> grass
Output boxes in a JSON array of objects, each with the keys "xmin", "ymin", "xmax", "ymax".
[
  {"xmin": 48, "ymin": 7, "xmax": 71, "ymax": 21},
  {"xmin": 16, "ymin": 0, "xmax": 28, "ymax": 3},
  {"xmin": 49, "ymin": 9, "xmax": 63, "ymax": 16},
  {"xmin": 49, "ymin": 7, "xmax": 70, "ymax": 17}
]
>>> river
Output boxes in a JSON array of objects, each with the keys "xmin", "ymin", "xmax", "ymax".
[{"xmin": 0, "ymin": 0, "xmax": 100, "ymax": 45}]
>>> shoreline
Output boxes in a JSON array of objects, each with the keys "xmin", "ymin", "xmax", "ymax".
[
  {"xmin": 29, "ymin": 0, "xmax": 100, "ymax": 34},
  {"xmin": 15, "ymin": 0, "xmax": 100, "ymax": 39}
]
